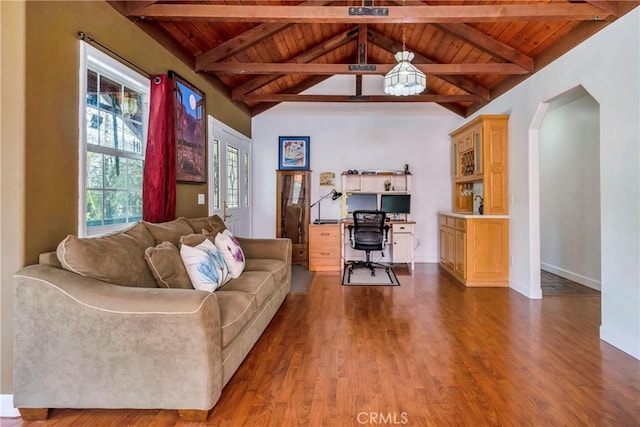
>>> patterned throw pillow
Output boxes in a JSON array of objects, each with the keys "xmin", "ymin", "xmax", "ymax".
[
  {"xmin": 180, "ymin": 239, "xmax": 230, "ymax": 292},
  {"xmin": 214, "ymin": 229, "xmax": 246, "ymax": 278}
]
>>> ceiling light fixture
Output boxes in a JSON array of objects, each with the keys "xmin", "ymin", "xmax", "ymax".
[{"xmin": 383, "ymin": 8, "xmax": 426, "ymax": 96}]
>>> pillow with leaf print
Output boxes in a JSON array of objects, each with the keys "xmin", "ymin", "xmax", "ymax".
[
  {"xmin": 179, "ymin": 238, "xmax": 230, "ymax": 292},
  {"xmin": 214, "ymin": 229, "xmax": 246, "ymax": 278}
]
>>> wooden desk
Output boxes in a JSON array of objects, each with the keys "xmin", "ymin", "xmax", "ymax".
[{"xmin": 340, "ymin": 219, "xmax": 416, "ymax": 271}]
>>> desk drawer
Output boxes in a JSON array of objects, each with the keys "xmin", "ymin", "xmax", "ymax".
[{"xmin": 392, "ymin": 223, "xmax": 414, "ymax": 234}]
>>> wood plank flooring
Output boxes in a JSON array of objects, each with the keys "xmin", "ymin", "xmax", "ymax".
[{"xmin": 4, "ymin": 264, "xmax": 639, "ymax": 426}]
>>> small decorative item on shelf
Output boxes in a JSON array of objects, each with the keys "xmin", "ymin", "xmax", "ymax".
[
  {"xmin": 475, "ymin": 195, "xmax": 484, "ymax": 215},
  {"xmin": 384, "ymin": 179, "xmax": 391, "ymax": 191}
]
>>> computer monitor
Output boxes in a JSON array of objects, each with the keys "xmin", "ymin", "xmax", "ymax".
[
  {"xmin": 346, "ymin": 193, "xmax": 378, "ymax": 213},
  {"xmin": 380, "ymin": 194, "xmax": 411, "ymax": 214}
]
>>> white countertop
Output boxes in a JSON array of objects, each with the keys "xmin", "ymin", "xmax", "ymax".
[{"xmin": 438, "ymin": 210, "xmax": 509, "ymax": 219}]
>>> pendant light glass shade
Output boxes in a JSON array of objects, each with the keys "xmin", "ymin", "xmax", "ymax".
[{"xmin": 383, "ymin": 51, "xmax": 426, "ymax": 96}]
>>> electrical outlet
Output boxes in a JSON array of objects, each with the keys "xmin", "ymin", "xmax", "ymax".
[{"xmin": 197, "ymin": 194, "xmax": 205, "ymax": 205}]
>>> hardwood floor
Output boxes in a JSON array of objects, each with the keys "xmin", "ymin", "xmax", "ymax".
[
  {"xmin": 541, "ymin": 269, "xmax": 601, "ymax": 296},
  {"xmin": 4, "ymin": 264, "xmax": 639, "ymax": 426}
]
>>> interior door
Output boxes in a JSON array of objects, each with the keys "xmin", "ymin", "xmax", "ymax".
[{"xmin": 208, "ymin": 116, "xmax": 251, "ymax": 237}]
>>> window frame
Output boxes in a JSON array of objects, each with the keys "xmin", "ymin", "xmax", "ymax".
[{"xmin": 78, "ymin": 42, "xmax": 150, "ymax": 237}]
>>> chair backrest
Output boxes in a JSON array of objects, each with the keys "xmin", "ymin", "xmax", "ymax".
[{"xmin": 351, "ymin": 210, "xmax": 386, "ymax": 250}]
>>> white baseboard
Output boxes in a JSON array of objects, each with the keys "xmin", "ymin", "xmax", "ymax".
[
  {"xmin": 541, "ymin": 262, "xmax": 601, "ymax": 291},
  {"xmin": 510, "ymin": 279, "xmax": 542, "ymax": 299},
  {"xmin": 0, "ymin": 394, "xmax": 20, "ymax": 417},
  {"xmin": 600, "ymin": 326, "xmax": 640, "ymax": 360}
]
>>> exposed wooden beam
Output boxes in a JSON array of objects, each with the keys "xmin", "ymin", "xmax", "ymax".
[
  {"xmin": 367, "ymin": 29, "xmax": 490, "ymax": 100},
  {"xmin": 584, "ymin": 1, "xmax": 620, "ymax": 16},
  {"xmin": 207, "ymin": 62, "xmax": 529, "ymax": 76},
  {"xmin": 230, "ymin": 28, "xmax": 358, "ymax": 99},
  {"xmin": 356, "ymin": 24, "xmax": 367, "ymax": 96},
  {"xmin": 433, "ymin": 23, "xmax": 534, "ymax": 71},
  {"xmin": 126, "ymin": 1, "xmax": 157, "ymax": 15},
  {"xmin": 195, "ymin": 0, "xmax": 335, "ymax": 69},
  {"xmin": 129, "ymin": 4, "xmax": 611, "ymax": 23},
  {"xmin": 239, "ymin": 94, "xmax": 485, "ymax": 103},
  {"xmin": 249, "ymin": 75, "xmax": 332, "ymax": 116}
]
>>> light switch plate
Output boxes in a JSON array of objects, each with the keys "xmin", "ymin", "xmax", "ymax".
[{"xmin": 197, "ymin": 194, "xmax": 205, "ymax": 205}]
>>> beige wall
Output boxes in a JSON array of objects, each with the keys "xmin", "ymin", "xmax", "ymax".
[
  {"xmin": 1, "ymin": 0, "xmax": 251, "ymax": 395},
  {"xmin": 1, "ymin": 0, "xmax": 26, "ymax": 395}
]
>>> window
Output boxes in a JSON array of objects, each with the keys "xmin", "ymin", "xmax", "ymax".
[
  {"xmin": 226, "ymin": 145, "xmax": 239, "ymax": 208},
  {"xmin": 211, "ymin": 139, "xmax": 220, "ymax": 210},
  {"xmin": 79, "ymin": 42, "xmax": 149, "ymax": 236}
]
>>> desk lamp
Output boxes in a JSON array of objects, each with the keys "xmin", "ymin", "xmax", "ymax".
[{"xmin": 311, "ymin": 189, "xmax": 343, "ymax": 224}]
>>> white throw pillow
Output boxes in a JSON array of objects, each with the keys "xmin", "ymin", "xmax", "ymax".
[
  {"xmin": 214, "ymin": 229, "xmax": 246, "ymax": 278},
  {"xmin": 180, "ymin": 239, "xmax": 230, "ymax": 292}
]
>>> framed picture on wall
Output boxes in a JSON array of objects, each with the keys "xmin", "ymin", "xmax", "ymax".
[
  {"xmin": 278, "ymin": 136, "xmax": 310, "ymax": 170},
  {"xmin": 170, "ymin": 71, "xmax": 206, "ymax": 183}
]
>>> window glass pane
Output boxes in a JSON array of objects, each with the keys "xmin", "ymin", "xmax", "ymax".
[
  {"xmin": 127, "ymin": 158, "xmax": 143, "ymax": 188},
  {"xmin": 212, "ymin": 139, "xmax": 220, "ymax": 209},
  {"xmin": 87, "ymin": 70, "xmax": 98, "ymax": 107},
  {"xmin": 99, "ymin": 75, "xmax": 121, "ymax": 114},
  {"xmin": 104, "ymin": 190, "xmax": 128, "ymax": 224},
  {"xmin": 86, "ymin": 190, "xmax": 103, "ymax": 227},
  {"xmin": 124, "ymin": 121, "xmax": 143, "ymax": 154},
  {"xmin": 98, "ymin": 110, "xmax": 123, "ymax": 149},
  {"xmin": 226, "ymin": 145, "xmax": 239, "ymax": 208},
  {"xmin": 243, "ymin": 152, "xmax": 249, "ymax": 207},
  {"xmin": 104, "ymin": 155, "xmax": 126, "ymax": 189},
  {"xmin": 86, "ymin": 107, "xmax": 101, "ymax": 146},
  {"xmin": 128, "ymin": 191, "xmax": 142, "ymax": 221},
  {"xmin": 86, "ymin": 152, "xmax": 103, "ymax": 189},
  {"xmin": 123, "ymin": 87, "xmax": 142, "ymax": 122}
]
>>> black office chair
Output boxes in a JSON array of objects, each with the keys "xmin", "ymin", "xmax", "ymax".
[{"xmin": 346, "ymin": 210, "xmax": 391, "ymax": 282}]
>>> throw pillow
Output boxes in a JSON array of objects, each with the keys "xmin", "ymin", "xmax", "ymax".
[
  {"xmin": 143, "ymin": 217, "xmax": 193, "ymax": 246},
  {"xmin": 144, "ymin": 242, "xmax": 193, "ymax": 289},
  {"xmin": 186, "ymin": 217, "xmax": 215, "ymax": 234},
  {"xmin": 208, "ymin": 215, "xmax": 227, "ymax": 234},
  {"xmin": 214, "ymin": 229, "xmax": 245, "ymax": 278},
  {"xmin": 180, "ymin": 239, "xmax": 230, "ymax": 292},
  {"xmin": 56, "ymin": 222, "xmax": 157, "ymax": 288}
]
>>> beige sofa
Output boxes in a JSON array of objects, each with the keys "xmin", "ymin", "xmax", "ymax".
[{"xmin": 13, "ymin": 216, "xmax": 292, "ymax": 422}]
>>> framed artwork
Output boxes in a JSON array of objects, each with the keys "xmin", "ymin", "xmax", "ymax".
[
  {"xmin": 170, "ymin": 71, "xmax": 206, "ymax": 183},
  {"xmin": 278, "ymin": 136, "xmax": 310, "ymax": 170}
]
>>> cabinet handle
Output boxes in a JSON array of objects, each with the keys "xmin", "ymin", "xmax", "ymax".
[
  {"xmin": 321, "ymin": 233, "xmax": 330, "ymax": 236},
  {"xmin": 321, "ymin": 252, "xmax": 330, "ymax": 255}
]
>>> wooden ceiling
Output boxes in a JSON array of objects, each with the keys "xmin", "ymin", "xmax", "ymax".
[{"xmin": 108, "ymin": 1, "xmax": 639, "ymax": 117}]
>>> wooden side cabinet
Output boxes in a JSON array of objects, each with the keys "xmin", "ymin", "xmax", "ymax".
[
  {"xmin": 451, "ymin": 115, "xmax": 509, "ymax": 215},
  {"xmin": 309, "ymin": 223, "xmax": 341, "ymax": 271},
  {"xmin": 276, "ymin": 170, "xmax": 311, "ymax": 265},
  {"xmin": 439, "ymin": 213, "xmax": 509, "ymax": 287}
]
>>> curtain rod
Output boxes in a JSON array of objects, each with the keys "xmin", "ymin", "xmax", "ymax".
[{"xmin": 78, "ymin": 31, "xmax": 153, "ymax": 79}]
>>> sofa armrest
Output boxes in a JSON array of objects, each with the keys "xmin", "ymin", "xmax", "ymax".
[
  {"xmin": 13, "ymin": 265, "xmax": 223, "ymax": 411},
  {"xmin": 236, "ymin": 237, "xmax": 292, "ymax": 263}
]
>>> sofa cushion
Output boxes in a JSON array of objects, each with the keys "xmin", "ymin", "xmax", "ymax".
[
  {"xmin": 215, "ymin": 291, "xmax": 257, "ymax": 348},
  {"xmin": 218, "ymin": 271, "xmax": 275, "ymax": 309},
  {"xmin": 144, "ymin": 242, "xmax": 193, "ymax": 289},
  {"xmin": 180, "ymin": 233, "xmax": 210, "ymax": 248},
  {"xmin": 143, "ymin": 217, "xmax": 193, "ymax": 246},
  {"xmin": 214, "ymin": 229, "xmax": 245, "ymax": 278},
  {"xmin": 208, "ymin": 215, "xmax": 227, "ymax": 234},
  {"xmin": 244, "ymin": 259, "xmax": 289, "ymax": 285},
  {"xmin": 180, "ymin": 239, "xmax": 230, "ymax": 292},
  {"xmin": 56, "ymin": 222, "xmax": 157, "ymax": 288},
  {"xmin": 186, "ymin": 217, "xmax": 215, "ymax": 234}
]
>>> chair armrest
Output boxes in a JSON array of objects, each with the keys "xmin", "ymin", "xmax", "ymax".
[
  {"xmin": 383, "ymin": 225, "xmax": 390, "ymax": 248},
  {"xmin": 236, "ymin": 237, "xmax": 291, "ymax": 263},
  {"xmin": 13, "ymin": 265, "xmax": 223, "ymax": 410}
]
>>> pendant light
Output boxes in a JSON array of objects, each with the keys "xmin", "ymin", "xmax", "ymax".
[{"xmin": 383, "ymin": 11, "xmax": 426, "ymax": 96}]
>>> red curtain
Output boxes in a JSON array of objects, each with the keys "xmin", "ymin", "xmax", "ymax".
[{"xmin": 143, "ymin": 75, "xmax": 176, "ymax": 222}]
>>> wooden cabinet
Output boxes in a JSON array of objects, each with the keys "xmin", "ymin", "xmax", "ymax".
[
  {"xmin": 309, "ymin": 223, "xmax": 341, "ymax": 272},
  {"xmin": 439, "ymin": 213, "xmax": 509, "ymax": 287},
  {"xmin": 276, "ymin": 170, "xmax": 311, "ymax": 265},
  {"xmin": 391, "ymin": 223, "xmax": 414, "ymax": 268},
  {"xmin": 450, "ymin": 115, "xmax": 508, "ymax": 215}
]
